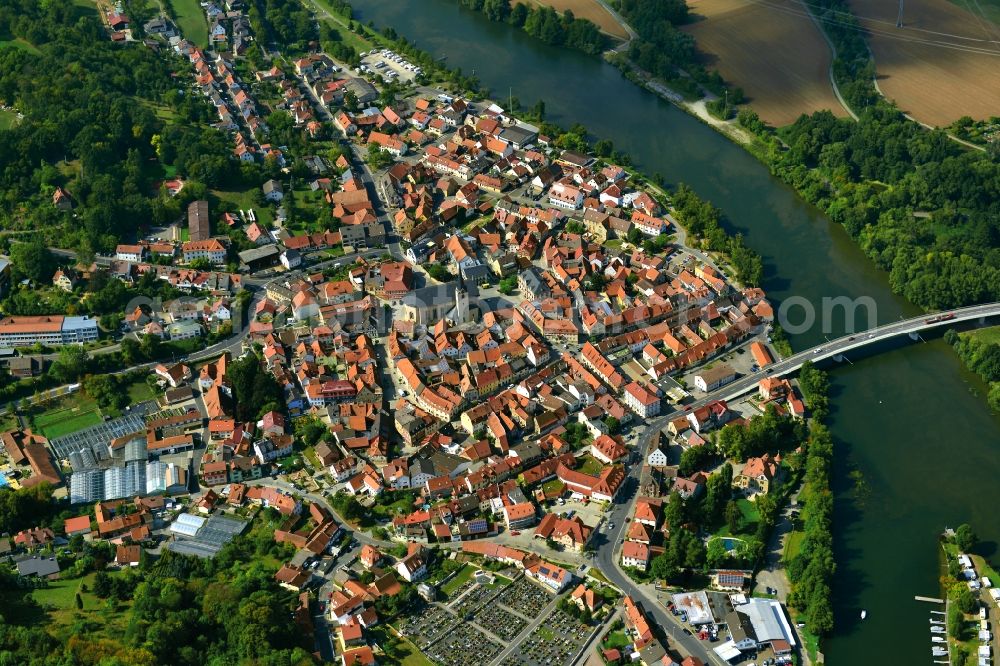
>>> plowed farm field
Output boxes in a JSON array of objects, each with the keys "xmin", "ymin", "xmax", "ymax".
[
  {"xmin": 850, "ymin": 0, "xmax": 1000, "ymax": 126},
  {"xmin": 683, "ymin": 0, "xmax": 847, "ymax": 126}
]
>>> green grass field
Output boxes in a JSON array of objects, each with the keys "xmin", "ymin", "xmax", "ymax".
[
  {"xmin": 586, "ymin": 567, "xmax": 611, "ymax": 585},
  {"xmin": 71, "ymin": 0, "xmax": 99, "ymax": 19},
  {"xmin": 784, "ymin": 529, "xmax": 805, "ymax": 563},
  {"xmin": 126, "ymin": 377, "xmax": 157, "ymax": 404},
  {"xmin": 440, "ymin": 564, "xmax": 476, "ymax": 597},
  {"xmin": 488, "ymin": 574, "xmax": 512, "ymax": 588},
  {"xmin": 31, "ymin": 572, "xmax": 133, "ymax": 634},
  {"xmin": 303, "ymin": 445, "xmax": 322, "ymax": 469},
  {"xmin": 0, "ymin": 412, "xmax": 19, "ymax": 432},
  {"xmin": 0, "ymin": 110, "xmax": 15, "ymax": 131},
  {"xmin": 711, "ymin": 498, "xmax": 762, "ymax": 538},
  {"xmin": 36, "ymin": 410, "xmax": 102, "ymax": 439},
  {"xmin": 312, "ymin": 0, "xmax": 379, "ymax": 53},
  {"xmin": 576, "ymin": 454, "xmax": 605, "ymax": 477},
  {"xmin": 964, "ymin": 325, "xmax": 1000, "ymax": 346},
  {"xmin": 602, "ymin": 630, "xmax": 630, "ymax": 651},
  {"xmin": 541, "ymin": 478, "xmax": 566, "ymax": 497},
  {"xmin": 136, "ymin": 97, "xmax": 179, "ymax": 124},
  {"xmin": 211, "ymin": 189, "xmax": 273, "ymax": 226},
  {"xmin": 32, "ymin": 395, "xmax": 103, "ymax": 439},
  {"xmin": 0, "ymin": 38, "xmax": 40, "ymax": 55},
  {"xmin": 369, "ymin": 627, "xmax": 434, "ymax": 666},
  {"xmin": 173, "ymin": 0, "xmax": 209, "ymax": 47}
]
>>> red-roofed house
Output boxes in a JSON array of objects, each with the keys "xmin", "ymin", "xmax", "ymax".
[
  {"xmin": 502, "ymin": 502, "xmax": 537, "ymax": 530},
  {"xmin": 621, "ymin": 541, "xmax": 651, "ymax": 570},
  {"xmin": 734, "ymin": 453, "xmax": 781, "ymax": 495},
  {"xmin": 64, "ymin": 515, "xmax": 92, "ymax": 537},
  {"xmin": 590, "ymin": 434, "xmax": 627, "ymax": 464}
]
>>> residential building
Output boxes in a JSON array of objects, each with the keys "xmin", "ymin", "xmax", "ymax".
[
  {"xmin": 694, "ymin": 364, "xmax": 737, "ymax": 392},
  {"xmin": 263, "ymin": 179, "xmax": 284, "ymax": 202},
  {"xmin": 182, "ymin": 239, "xmax": 227, "ymax": 264},
  {"xmin": 622, "ymin": 541, "xmax": 651, "ymax": 570},
  {"xmin": 396, "ymin": 545, "xmax": 428, "ymax": 582},
  {"xmin": 733, "ymin": 453, "xmax": 781, "ymax": 495},
  {"xmin": 525, "ymin": 560, "xmax": 572, "ymax": 592},
  {"xmin": 623, "ymin": 381, "xmax": 660, "ymax": 418},
  {"xmin": 116, "ymin": 244, "xmax": 146, "ymax": 262},
  {"xmin": 502, "ymin": 502, "xmax": 537, "ymax": 530}
]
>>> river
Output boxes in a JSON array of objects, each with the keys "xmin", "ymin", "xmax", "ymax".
[{"xmin": 350, "ymin": 1, "xmax": 1000, "ymax": 661}]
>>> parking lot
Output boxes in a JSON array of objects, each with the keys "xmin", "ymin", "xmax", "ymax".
[
  {"xmin": 559, "ymin": 493, "xmax": 608, "ymax": 527},
  {"xmin": 359, "ymin": 48, "xmax": 421, "ymax": 83},
  {"xmin": 678, "ymin": 339, "xmax": 764, "ymax": 396}
]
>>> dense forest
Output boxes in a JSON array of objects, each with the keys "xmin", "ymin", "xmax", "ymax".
[
  {"xmin": 0, "ymin": 516, "xmax": 315, "ymax": 666},
  {"xmin": 455, "ymin": 0, "xmax": 610, "ymax": 55},
  {"xmin": 0, "ymin": 1, "xmax": 259, "ymax": 256},
  {"xmin": 734, "ymin": 0, "xmax": 1000, "ymax": 311},
  {"xmin": 249, "ymin": 0, "xmax": 318, "ymax": 53}
]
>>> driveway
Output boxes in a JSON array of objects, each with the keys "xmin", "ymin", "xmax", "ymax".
[{"xmin": 752, "ymin": 489, "xmax": 801, "ymax": 602}]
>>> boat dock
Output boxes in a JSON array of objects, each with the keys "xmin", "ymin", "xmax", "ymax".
[{"xmin": 916, "ymin": 596, "xmax": 945, "ymax": 603}]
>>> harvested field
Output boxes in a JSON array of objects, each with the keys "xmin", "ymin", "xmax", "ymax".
[
  {"xmin": 683, "ymin": 0, "xmax": 848, "ymax": 126},
  {"xmin": 530, "ymin": 0, "xmax": 630, "ymax": 39},
  {"xmin": 851, "ymin": 0, "xmax": 1000, "ymax": 126}
]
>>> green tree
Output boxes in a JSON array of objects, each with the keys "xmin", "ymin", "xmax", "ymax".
[
  {"xmin": 953, "ymin": 585, "xmax": 978, "ymax": 614},
  {"xmin": 497, "ymin": 276, "xmax": 518, "ymax": 295},
  {"xmin": 955, "ymin": 524, "xmax": 978, "ymax": 552},
  {"xmin": 678, "ymin": 444, "xmax": 713, "ymax": 477},
  {"xmin": 9, "ymin": 239, "xmax": 57, "ymax": 284},
  {"xmin": 664, "ymin": 490, "xmax": 685, "ymax": 529},
  {"xmin": 83, "ymin": 374, "xmax": 127, "ymax": 412},
  {"xmin": 706, "ymin": 538, "xmax": 729, "ymax": 569},
  {"xmin": 947, "ymin": 603, "xmax": 964, "ymax": 639},
  {"xmin": 724, "ymin": 500, "xmax": 742, "ymax": 533},
  {"xmin": 93, "ymin": 571, "xmax": 112, "ymax": 598},
  {"xmin": 139, "ymin": 333, "xmax": 162, "ymax": 361},
  {"xmin": 366, "ymin": 144, "xmax": 394, "ymax": 170},
  {"xmin": 650, "ymin": 553, "xmax": 677, "ymax": 581},
  {"xmin": 51, "ymin": 346, "xmax": 90, "ymax": 382}
]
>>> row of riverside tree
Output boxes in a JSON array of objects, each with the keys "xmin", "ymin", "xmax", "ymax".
[{"xmin": 456, "ymin": 0, "xmax": 610, "ymax": 54}]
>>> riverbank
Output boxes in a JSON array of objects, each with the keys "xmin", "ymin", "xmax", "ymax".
[
  {"xmin": 936, "ymin": 528, "xmax": 1000, "ymax": 665},
  {"xmin": 614, "ymin": 60, "xmax": 754, "ymax": 147},
  {"xmin": 346, "ymin": 5, "xmax": 1000, "ymax": 663}
]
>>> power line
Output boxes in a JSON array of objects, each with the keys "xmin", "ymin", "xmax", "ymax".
[
  {"xmin": 748, "ymin": 0, "xmax": 1000, "ymax": 45},
  {"xmin": 763, "ymin": 0, "xmax": 1000, "ymax": 43},
  {"xmin": 739, "ymin": 0, "xmax": 1000, "ymax": 56}
]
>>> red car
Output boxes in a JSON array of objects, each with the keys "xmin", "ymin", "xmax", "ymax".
[{"xmin": 510, "ymin": 530, "xmax": 521, "ymax": 536}]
